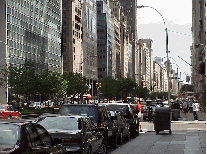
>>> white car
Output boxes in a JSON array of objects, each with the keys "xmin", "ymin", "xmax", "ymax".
[{"xmin": 29, "ymin": 102, "xmax": 42, "ymax": 109}]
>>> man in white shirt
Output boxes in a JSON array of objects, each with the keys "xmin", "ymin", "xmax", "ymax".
[{"xmin": 192, "ymin": 100, "xmax": 200, "ymax": 120}]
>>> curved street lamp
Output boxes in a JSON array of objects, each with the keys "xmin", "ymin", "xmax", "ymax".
[{"xmin": 137, "ymin": 5, "xmax": 171, "ymax": 107}]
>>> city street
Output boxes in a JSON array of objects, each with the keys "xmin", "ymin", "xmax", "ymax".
[
  {"xmin": 108, "ymin": 111, "xmax": 206, "ymax": 154},
  {"xmin": 21, "ymin": 110, "xmax": 206, "ymax": 154}
]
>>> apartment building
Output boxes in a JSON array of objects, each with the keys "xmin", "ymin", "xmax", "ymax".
[
  {"xmin": 62, "ymin": 0, "xmax": 83, "ymax": 74},
  {"xmin": 97, "ymin": 0, "xmax": 114, "ymax": 80},
  {"xmin": 0, "ymin": 0, "xmax": 62, "ymax": 104},
  {"xmin": 82, "ymin": 0, "xmax": 97, "ymax": 96},
  {"xmin": 138, "ymin": 39, "xmax": 153, "ymax": 91},
  {"xmin": 118, "ymin": 0, "xmax": 138, "ymax": 81},
  {"xmin": 109, "ymin": 0, "xmax": 121, "ymax": 79},
  {"xmin": 191, "ymin": 0, "xmax": 206, "ymax": 110}
]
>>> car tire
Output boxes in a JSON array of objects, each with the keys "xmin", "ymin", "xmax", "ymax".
[
  {"xmin": 117, "ymin": 131, "xmax": 123, "ymax": 145},
  {"xmin": 8, "ymin": 115, "xmax": 11, "ymax": 119},
  {"xmin": 86, "ymin": 146, "xmax": 91, "ymax": 154},
  {"xmin": 97, "ymin": 142, "xmax": 107, "ymax": 154},
  {"xmin": 125, "ymin": 131, "xmax": 130, "ymax": 141},
  {"xmin": 110, "ymin": 135, "xmax": 117, "ymax": 148}
]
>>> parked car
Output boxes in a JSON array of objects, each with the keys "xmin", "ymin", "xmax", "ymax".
[
  {"xmin": 109, "ymin": 111, "xmax": 130, "ymax": 144},
  {"xmin": 143, "ymin": 104, "xmax": 156, "ymax": 121},
  {"xmin": 36, "ymin": 114, "xmax": 107, "ymax": 154},
  {"xmin": 0, "ymin": 119, "xmax": 67, "ymax": 154},
  {"xmin": 42, "ymin": 101, "xmax": 55, "ymax": 108},
  {"xmin": 58, "ymin": 104, "xmax": 119, "ymax": 148},
  {"xmin": 29, "ymin": 102, "xmax": 42, "ymax": 109},
  {"xmin": 0, "ymin": 105, "xmax": 21, "ymax": 119},
  {"xmin": 99, "ymin": 103, "xmax": 139, "ymax": 137}
]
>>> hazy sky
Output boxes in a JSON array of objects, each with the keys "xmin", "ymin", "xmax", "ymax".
[{"xmin": 137, "ymin": 0, "xmax": 192, "ymax": 83}]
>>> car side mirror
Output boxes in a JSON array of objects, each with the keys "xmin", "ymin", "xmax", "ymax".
[{"xmin": 53, "ymin": 138, "xmax": 61, "ymax": 144}]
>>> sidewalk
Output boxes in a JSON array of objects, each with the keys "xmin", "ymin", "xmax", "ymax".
[{"xmin": 179, "ymin": 110, "xmax": 206, "ymax": 121}]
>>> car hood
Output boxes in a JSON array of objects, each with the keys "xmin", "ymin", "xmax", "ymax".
[{"xmin": 0, "ymin": 145, "xmax": 18, "ymax": 154}]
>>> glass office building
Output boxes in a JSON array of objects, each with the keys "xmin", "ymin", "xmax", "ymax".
[{"xmin": 5, "ymin": 0, "xmax": 62, "ymax": 73}]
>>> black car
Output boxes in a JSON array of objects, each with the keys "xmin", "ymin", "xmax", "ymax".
[
  {"xmin": 58, "ymin": 104, "xmax": 119, "ymax": 148},
  {"xmin": 99, "ymin": 103, "xmax": 139, "ymax": 138},
  {"xmin": 0, "ymin": 119, "xmax": 66, "ymax": 154},
  {"xmin": 109, "ymin": 111, "xmax": 130, "ymax": 144},
  {"xmin": 36, "ymin": 114, "xmax": 107, "ymax": 154}
]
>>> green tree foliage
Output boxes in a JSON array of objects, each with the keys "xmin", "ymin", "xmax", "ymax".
[
  {"xmin": 8, "ymin": 62, "xmax": 38, "ymax": 101},
  {"xmin": 180, "ymin": 84, "xmax": 194, "ymax": 93},
  {"xmin": 134, "ymin": 86, "xmax": 150, "ymax": 100},
  {"xmin": 63, "ymin": 72, "xmax": 87, "ymax": 100},
  {"xmin": 99, "ymin": 76, "xmax": 118, "ymax": 100}
]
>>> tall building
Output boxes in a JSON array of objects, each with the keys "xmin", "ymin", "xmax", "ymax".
[
  {"xmin": 62, "ymin": 0, "xmax": 83, "ymax": 74},
  {"xmin": 82, "ymin": 0, "xmax": 97, "ymax": 97},
  {"xmin": 138, "ymin": 39, "xmax": 153, "ymax": 91},
  {"xmin": 191, "ymin": 0, "xmax": 206, "ymax": 110},
  {"xmin": 120, "ymin": 15, "xmax": 129, "ymax": 78},
  {"xmin": 0, "ymin": 0, "xmax": 62, "ymax": 104},
  {"xmin": 109, "ymin": 0, "xmax": 121, "ymax": 79},
  {"xmin": 97, "ymin": 0, "xmax": 114, "ymax": 80},
  {"xmin": 118, "ymin": 0, "xmax": 138, "ymax": 81}
]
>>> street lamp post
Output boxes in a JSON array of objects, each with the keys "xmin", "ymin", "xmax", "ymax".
[{"xmin": 137, "ymin": 5, "xmax": 171, "ymax": 107}]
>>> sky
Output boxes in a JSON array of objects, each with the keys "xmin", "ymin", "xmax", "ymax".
[{"xmin": 137, "ymin": 0, "xmax": 192, "ymax": 84}]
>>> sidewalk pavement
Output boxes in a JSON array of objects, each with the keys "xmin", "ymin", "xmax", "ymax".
[
  {"xmin": 179, "ymin": 110, "xmax": 206, "ymax": 121},
  {"xmin": 110, "ymin": 131, "xmax": 206, "ymax": 154}
]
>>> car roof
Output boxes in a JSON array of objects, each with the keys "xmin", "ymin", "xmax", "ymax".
[
  {"xmin": 62, "ymin": 104, "xmax": 98, "ymax": 107},
  {"xmin": 40, "ymin": 114, "xmax": 86, "ymax": 119},
  {"xmin": 101, "ymin": 103, "xmax": 130, "ymax": 106}
]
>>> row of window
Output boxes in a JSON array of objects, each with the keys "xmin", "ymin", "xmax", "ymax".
[{"xmin": 7, "ymin": 7, "xmax": 61, "ymax": 39}]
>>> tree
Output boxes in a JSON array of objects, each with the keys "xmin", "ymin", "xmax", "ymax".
[
  {"xmin": 180, "ymin": 84, "xmax": 194, "ymax": 93},
  {"xmin": 134, "ymin": 86, "xmax": 150, "ymax": 100},
  {"xmin": 63, "ymin": 72, "xmax": 87, "ymax": 103},
  {"xmin": 115, "ymin": 78, "xmax": 136, "ymax": 100},
  {"xmin": 99, "ymin": 76, "xmax": 118, "ymax": 101}
]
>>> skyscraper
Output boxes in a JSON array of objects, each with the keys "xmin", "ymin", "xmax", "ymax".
[{"xmin": 0, "ymin": 0, "xmax": 62, "ymax": 103}]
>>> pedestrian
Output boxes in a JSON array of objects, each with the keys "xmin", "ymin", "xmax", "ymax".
[
  {"xmin": 135, "ymin": 100, "xmax": 142, "ymax": 132},
  {"xmin": 192, "ymin": 100, "xmax": 200, "ymax": 121},
  {"xmin": 182, "ymin": 100, "xmax": 188, "ymax": 121},
  {"xmin": 147, "ymin": 103, "xmax": 153, "ymax": 122}
]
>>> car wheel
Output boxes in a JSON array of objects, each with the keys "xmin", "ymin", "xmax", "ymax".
[
  {"xmin": 97, "ymin": 142, "xmax": 107, "ymax": 154},
  {"xmin": 117, "ymin": 131, "xmax": 123, "ymax": 145},
  {"xmin": 110, "ymin": 135, "xmax": 117, "ymax": 148},
  {"xmin": 126, "ymin": 131, "xmax": 130, "ymax": 141},
  {"xmin": 8, "ymin": 115, "xmax": 11, "ymax": 119},
  {"xmin": 86, "ymin": 146, "xmax": 91, "ymax": 154},
  {"xmin": 156, "ymin": 130, "xmax": 159, "ymax": 135}
]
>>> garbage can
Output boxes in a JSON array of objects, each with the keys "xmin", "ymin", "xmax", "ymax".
[{"xmin": 154, "ymin": 107, "xmax": 172, "ymax": 135}]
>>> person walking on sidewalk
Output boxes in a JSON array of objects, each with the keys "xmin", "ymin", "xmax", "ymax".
[
  {"xmin": 135, "ymin": 100, "xmax": 142, "ymax": 132},
  {"xmin": 192, "ymin": 100, "xmax": 200, "ymax": 120},
  {"xmin": 182, "ymin": 100, "xmax": 188, "ymax": 121}
]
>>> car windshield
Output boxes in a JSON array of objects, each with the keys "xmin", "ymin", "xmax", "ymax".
[
  {"xmin": 38, "ymin": 117, "xmax": 79, "ymax": 130},
  {"xmin": 106, "ymin": 105, "xmax": 129, "ymax": 115},
  {"xmin": 0, "ymin": 124, "xmax": 20, "ymax": 145},
  {"xmin": 58, "ymin": 106, "xmax": 98, "ymax": 121},
  {"xmin": 0, "ymin": 106, "xmax": 5, "ymax": 110}
]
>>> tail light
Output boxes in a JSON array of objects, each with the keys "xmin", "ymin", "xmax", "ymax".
[
  {"xmin": 62, "ymin": 138, "xmax": 82, "ymax": 143},
  {"xmin": 97, "ymin": 121, "xmax": 101, "ymax": 127}
]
